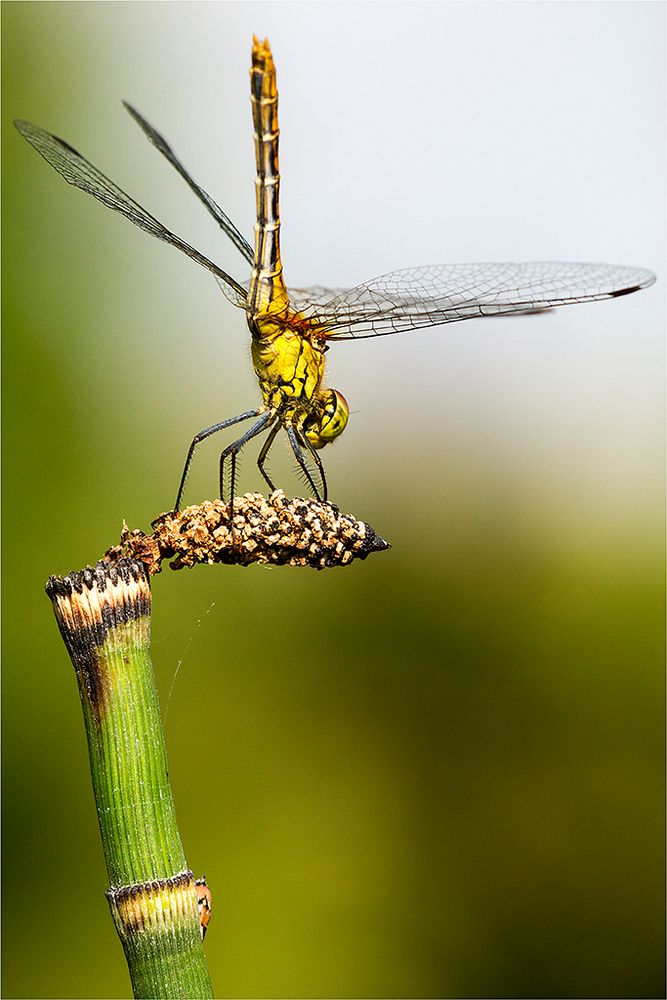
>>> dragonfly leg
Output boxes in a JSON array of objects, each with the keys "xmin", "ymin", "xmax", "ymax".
[
  {"xmin": 300, "ymin": 432, "xmax": 328, "ymax": 502},
  {"xmin": 286, "ymin": 426, "xmax": 322, "ymax": 501},
  {"xmin": 220, "ymin": 411, "xmax": 276, "ymax": 507},
  {"xmin": 257, "ymin": 423, "xmax": 281, "ymax": 494},
  {"xmin": 175, "ymin": 408, "xmax": 263, "ymax": 511}
]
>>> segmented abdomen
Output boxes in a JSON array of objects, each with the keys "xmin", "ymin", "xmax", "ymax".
[{"xmin": 248, "ymin": 37, "xmax": 289, "ymax": 327}]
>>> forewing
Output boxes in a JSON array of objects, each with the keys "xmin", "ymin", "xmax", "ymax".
[
  {"xmin": 215, "ymin": 275, "xmax": 250, "ymax": 307},
  {"xmin": 14, "ymin": 118, "xmax": 248, "ymax": 306},
  {"xmin": 296, "ymin": 262, "xmax": 656, "ymax": 340},
  {"xmin": 123, "ymin": 102, "xmax": 254, "ymax": 265}
]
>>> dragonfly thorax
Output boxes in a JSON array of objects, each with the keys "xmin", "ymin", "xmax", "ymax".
[
  {"xmin": 251, "ymin": 325, "xmax": 348, "ymax": 446},
  {"xmin": 252, "ymin": 323, "xmax": 324, "ymax": 403}
]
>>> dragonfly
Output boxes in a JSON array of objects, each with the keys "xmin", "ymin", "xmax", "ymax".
[{"xmin": 15, "ymin": 37, "xmax": 655, "ymax": 510}]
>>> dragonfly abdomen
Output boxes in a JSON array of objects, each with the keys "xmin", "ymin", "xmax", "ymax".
[{"xmin": 248, "ymin": 37, "xmax": 289, "ymax": 325}]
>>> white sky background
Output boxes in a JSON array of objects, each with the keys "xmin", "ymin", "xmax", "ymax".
[{"xmin": 15, "ymin": 1, "xmax": 665, "ymax": 525}]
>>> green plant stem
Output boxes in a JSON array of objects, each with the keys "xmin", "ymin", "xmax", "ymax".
[{"xmin": 46, "ymin": 559, "xmax": 213, "ymax": 1000}]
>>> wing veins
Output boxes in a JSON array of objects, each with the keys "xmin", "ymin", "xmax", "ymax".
[
  {"xmin": 14, "ymin": 118, "xmax": 248, "ymax": 304},
  {"xmin": 122, "ymin": 102, "xmax": 254, "ymax": 265},
  {"xmin": 291, "ymin": 262, "xmax": 656, "ymax": 340}
]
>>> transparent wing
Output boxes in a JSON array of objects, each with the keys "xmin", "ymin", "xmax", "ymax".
[
  {"xmin": 293, "ymin": 262, "xmax": 656, "ymax": 340},
  {"xmin": 215, "ymin": 275, "xmax": 250, "ymax": 307},
  {"xmin": 122, "ymin": 102, "xmax": 254, "ymax": 265},
  {"xmin": 14, "ymin": 118, "xmax": 248, "ymax": 307},
  {"xmin": 287, "ymin": 285, "xmax": 347, "ymax": 312}
]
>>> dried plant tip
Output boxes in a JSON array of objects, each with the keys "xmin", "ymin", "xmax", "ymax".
[
  {"xmin": 45, "ymin": 559, "xmax": 151, "ymax": 651},
  {"xmin": 45, "ymin": 559, "xmax": 152, "ymax": 718},
  {"xmin": 111, "ymin": 491, "xmax": 390, "ymax": 573}
]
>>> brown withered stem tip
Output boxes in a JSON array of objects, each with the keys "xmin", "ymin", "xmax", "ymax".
[{"xmin": 104, "ymin": 491, "xmax": 390, "ymax": 574}]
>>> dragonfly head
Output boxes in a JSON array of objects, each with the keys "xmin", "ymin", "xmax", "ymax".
[{"xmin": 303, "ymin": 388, "xmax": 349, "ymax": 450}]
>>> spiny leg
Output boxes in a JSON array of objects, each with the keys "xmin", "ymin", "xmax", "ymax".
[
  {"xmin": 220, "ymin": 411, "xmax": 276, "ymax": 507},
  {"xmin": 286, "ymin": 425, "xmax": 322, "ymax": 501},
  {"xmin": 257, "ymin": 423, "xmax": 281, "ymax": 494},
  {"xmin": 300, "ymin": 431, "xmax": 328, "ymax": 502},
  {"xmin": 175, "ymin": 408, "xmax": 264, "ymax": 511}
]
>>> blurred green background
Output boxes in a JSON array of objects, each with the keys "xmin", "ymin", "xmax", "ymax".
[{"xmin": 3, "ymin": 3, "xmax": 664, "ymax": 998}]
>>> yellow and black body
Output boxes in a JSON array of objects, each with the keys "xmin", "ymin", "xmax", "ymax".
[
  {"xmin": 174, "ymin": 37, "xmax": 350, "ymax": 508},
  {"xmin": 246, "ymin": 39, "xmax": 348, "ymax": 475},
  {"xmin": 14, "ymin": 38, "xmax": 655, "ymax": 510}
]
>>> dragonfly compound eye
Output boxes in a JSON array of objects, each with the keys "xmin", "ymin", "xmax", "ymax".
[{"xmin": 304, "ymin": 389, "xmax": 349, "ymax": 449}]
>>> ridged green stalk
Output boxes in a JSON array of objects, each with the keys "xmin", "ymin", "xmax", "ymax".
[{"xmin": 46, "ymin": 559, "xmax": 213, "ymax": 1000}]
